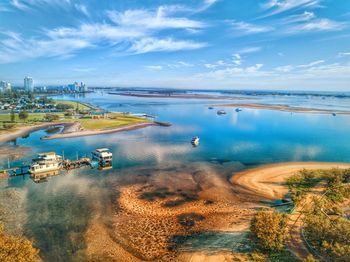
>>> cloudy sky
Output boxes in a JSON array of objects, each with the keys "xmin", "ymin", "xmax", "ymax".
[{"xmin": 0, "ymin": 0, "xmax": 349, "ymax": 90}]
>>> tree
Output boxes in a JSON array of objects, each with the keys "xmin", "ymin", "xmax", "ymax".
[
  {"xmin": 0, "ymin": 224, "xmax": 40, "ymax": 262},
  {"xmin": 250, "ymin": 211, "xmax": 288, "ymax": 252},
  {"xmin": 44, "ymin": 113, "xmax": 59, "ymax": 122},
  {"xmin": 10, "ymin": 108, "xmax": 15, "ymax": 122},
  {"xmin": 18, "ymin": 110, "xmax": 29, "ymax": 122}
]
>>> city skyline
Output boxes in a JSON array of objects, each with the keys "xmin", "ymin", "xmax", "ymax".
[{"xmin": 0, "ymin": 0, "xmax": 350, "ymax": 91}]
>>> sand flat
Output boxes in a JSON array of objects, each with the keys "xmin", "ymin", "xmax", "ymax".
[{"xmin": 231, "ymin": 162, "xmax": 350, "ymax": 199}]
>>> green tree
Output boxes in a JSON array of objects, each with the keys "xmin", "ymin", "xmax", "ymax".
[
  {"xmin": 18, "ymin": 110, "xmax": 29, "ymax": 122},
  {"xmin": 250, "ymin": 211, "xmax": 288, "ymax": 252},
  {"xmin": 0, "ymin": 224, "xmax": 41, "ymax": 262},
  {"xmin": 44, "ymin": 113, "xmax": 60, "ymax": 122},
  {"xmin": 10, "ymin": 108, "xmax": 15, "ymax": 122}
]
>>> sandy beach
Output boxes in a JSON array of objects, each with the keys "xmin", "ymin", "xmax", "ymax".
[
  {"xmin": 231, "ymin": 162, "xmax": 350, "ymax": 200},
  {"xmin": 213, "ymin": 103, "xmax": 350, "ymax": 115}
]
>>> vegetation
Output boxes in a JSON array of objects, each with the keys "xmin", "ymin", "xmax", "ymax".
[
  {"xmin": 53, "ymin": 100, "xmax": 94, "ymax": 111},
  {"xmin": 78, "ymin": 113, "xmax": 149, "ymax": 130},
  {"xmin": 286, "ymin": 169, "xmax": 322, "ymax": 205},
  {"xmin": 18, "ymin": 110, "xmax": 29, "ymax": 122},
  {"xmin": 44, "ymin": 113, "xmax": 60, "ymax": 122},
  {"xmin": 302, "ymin": 169, "xmax": 350, "ymax": 262},
  {"xmin": 0, "ymin": 224, "xmax": 40, "ymax": 262},
  {"xmin": 250, "ymin": 211, "xmax": 288, "ymax": 252}
]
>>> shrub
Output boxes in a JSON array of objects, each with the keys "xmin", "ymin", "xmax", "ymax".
[
  {"xmin": 250, "ymin": 211, "xmax": 288, "ymax": 252},
  {"xmin": 44, "ymin": 113, "xmax": 60, "ymax": 122},
  {"xmin": 0, "ymin": 224, "xmax": 40, "ymax": 262}
]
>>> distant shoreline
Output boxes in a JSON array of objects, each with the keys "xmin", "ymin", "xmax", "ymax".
[
  {"xmin": 213, "ymin": 103, "xmax": 350, "ymax": 115},
  {"xmin": 108, "ymin": 92, "xmax": 250, "ymax": 100}
]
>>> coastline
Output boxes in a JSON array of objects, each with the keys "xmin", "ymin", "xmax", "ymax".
[
  {"xmin": 0, "ymin": 122, "xmax": 74, "ymax": 144},
  {"xmin": 41, "ymin": 122, "xmax": 158, "ymax": 140},
  {"xmin": 230, "ymin": 162, "xmax": 350, "ymax": 200},
  {"xmin": 213, "ymin": 103, "xmax": 350, "ymax": 115}
]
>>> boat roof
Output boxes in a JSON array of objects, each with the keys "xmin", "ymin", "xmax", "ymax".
[
  {"xmin": 95, "ymin": 148, "xmax": 110, "ymax": 152},
  {"xmin": 38, "ymin": 152, "xmax": 56, "ymax": 155}
]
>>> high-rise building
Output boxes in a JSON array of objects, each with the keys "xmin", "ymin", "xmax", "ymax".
[
  {"xmin": 0, "ymin": 81, "xmax": 12, "ymax": 92},
  {"xmin": 80, "ymin": 82, "xmax": 88, "ymax": 92},
  {"xmin": 24, "ymin": 76, "xmax": 34, "ymax": 92}
]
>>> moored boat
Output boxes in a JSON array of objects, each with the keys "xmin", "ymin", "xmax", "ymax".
[
  {"xmin": 30, "ymin": 152, "xmax": 62, "ymax": 174},
  {"xmin": 191, "ymin": 136, "xmax": 200, "ymax": 146},
  {"xmin": 217, "ymin": 110, "xmax": 226, "ymax": 115}
]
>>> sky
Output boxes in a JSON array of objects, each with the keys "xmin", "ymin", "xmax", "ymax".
[{"xmin": 0, "ymin": 0, "xmax": 350, "ymax": 91}]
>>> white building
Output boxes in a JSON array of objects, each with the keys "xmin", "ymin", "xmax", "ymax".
[
  {"xmin": 24, "ymin": 76, "xmax": 34, "ymax": 92},
  {"xmin": 0, "ymin": 81, "xmax": 11, "ymax": 92}
]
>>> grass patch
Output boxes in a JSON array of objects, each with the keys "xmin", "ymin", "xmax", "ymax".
[
  {"xmin": 54, "ymin": 100, "xmax": 94, "ymax": 111},
  {"xmin": 78, "ymin": 113, "xmax": 149, "ymax": 130}
]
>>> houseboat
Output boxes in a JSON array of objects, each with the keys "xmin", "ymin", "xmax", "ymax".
[
  {"xmin": 92, "ymin": 148, "xmax": 113, "ymax": 166},
  {"xmin": 30, "ymin": 152, "xmax": 63, "ymax": 174}
]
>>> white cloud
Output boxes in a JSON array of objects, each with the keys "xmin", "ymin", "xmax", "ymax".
[
  {"xmin": 74, "ymin": 4, "xmax": 89, "ymax": 17},
  {"xmin": 297, "ymin": 60, "xmax": 324, "ymax": 68},
  {"xmin": 230, "ymin": 21, "xmax": 273, "ymax": 34},
  {"xmin": 198, "ymin": 0, "xmax": 219, "ymax": 11},
  {"xmin": 0, "ymin": 5, "xmax": 208, "ymax": 63},
  {"xmin": 287, "ymin": 18, "xmax": 345, "ymax": 33},
  {"xmin": 107, "ymin": 8, "xmax": 206, "ymax": 30},
  {"xmin": 128, "ymin": 38, "xmax": 206, "ymax": 54},
  {"xmin": 275, "ymin": 65, "xmax": 294, "ymax": 72},
  {"xmin": 198, "ymin": 64, "xmax": 267, "ymax": 79},
  {"xmin": 284, "ymin": 11, "xmax": 316, "ymax": 23},
  {"xmin": 338, "ymin": 52, "xmax": 350, "ymax": 57},
  {"xmin": 262, "ymin": 0, "xmax": 322, "ymax": 16},
  {"xmin": 145, "ymin": 65, "xmax": 163, "ymax": 70},
  {"xmin": 238, "ymin": 46, "xmax": 262, "ymax": 54}
]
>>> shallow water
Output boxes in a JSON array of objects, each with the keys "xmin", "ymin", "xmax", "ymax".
[{"xmin": 1, "ymin": 91, "xmax": 350, "ymax": 260}]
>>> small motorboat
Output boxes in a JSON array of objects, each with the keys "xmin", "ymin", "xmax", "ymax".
[
  {"xmin": 217, "ymin": 110, "xmax": 226, "ymax": 115},
  {"xmin": 235, "ymin": 108, "xmax": 242, "ymax": 112},
  {"xmin": 332, "ymin": 113, "xmax": 336, "ymax": 116},
  {"xmin": 208, "ymin": 106, "xmax": 214, "ymax": 110},
  {"xmin": 191, "ymin": 136, "xmax": 200, "ymax": 146}
]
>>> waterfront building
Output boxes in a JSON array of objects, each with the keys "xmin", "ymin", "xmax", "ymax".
[
  {"xmin": 0, "ymin": 81, "xmax": 12, "ymax": 92},
  {"xmin": 24, "ymin": 76, "xmax": 34, "ymax": 92}
]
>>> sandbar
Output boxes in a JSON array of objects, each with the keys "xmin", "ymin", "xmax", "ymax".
[{"xmin": 213, "ymin": 103, "xmax": 350, "ymax": 115}]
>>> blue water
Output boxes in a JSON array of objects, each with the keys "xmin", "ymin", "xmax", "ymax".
[{"xmin": 1, "ymin": 91, "xmax": 350, "ymax": 261}]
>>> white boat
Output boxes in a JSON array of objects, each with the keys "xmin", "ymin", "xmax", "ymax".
[
  {"xmin": 92, "ymin": 148, "xmax": 113, "ymax": 165},
  {"xmin": 30, "ymin": 152, "xmax": 62, "ymax": 174},
  {"xmin": 191, "ymin": 136, "xmax": 200, "ymax": 146}
]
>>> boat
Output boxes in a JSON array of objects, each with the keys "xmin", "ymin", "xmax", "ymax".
[
  {"xmin": 92, "ymin": 148, "xmax": 113, "ymax": 166},
  {"xmin": 217, "ymin": 110, "xmax": 226, "ymax": 115},
  {"xmin": 30, "ymin": 152, "xmax": 62, "ymax": 174},
  {"xmin": 235, "ymin": 108, "xmax": 242, "ymax": 112},
  {"xmin": 191, "ymin": 136, "xmax": 200, "ymax": 146},
  {"xmin": 208, "ymin": 106, "xmax": 214, "ymax": 110},
  {"xmin": 332, "ymin": 113, "xmax": 337, "ymax": 116}
]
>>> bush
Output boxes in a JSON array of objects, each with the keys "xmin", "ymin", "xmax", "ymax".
[
  {"xmin": 44, "ymin": 114, "xmax": 60, "ymax": 122},
  {"xmin": 0, "ymin": 224, "xmax": 40, "ymax": 262},
  {"xmin": 250, "ymin": 211, "xmax": 288, "ymax": 252},
  {"xmin": 18, "ymin": 110, "xmax": 28, "ymax": 121}
]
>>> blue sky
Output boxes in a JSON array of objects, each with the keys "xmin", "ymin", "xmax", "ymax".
[{"xmin": 0, "ymin": 0, "xmax": 350, "ymax": 90}]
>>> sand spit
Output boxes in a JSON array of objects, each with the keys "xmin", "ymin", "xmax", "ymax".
[
  {"xmin": 231, "ymin": 162, "xmax": 350, "ymax": 200},
  {"xmin": 0, "ymin": 122, "xmax": 73, "ymax": 144},
  {"xmin": 213, "ymin": 103, "xmax": 350, "ymax": 115},
  {"xmin": 108, "ymin": 92, "xmax": 248, "ymax": 100},
  {"xmin": 41, "ymin": 122, "xmax": 157, "ymax": 140}
]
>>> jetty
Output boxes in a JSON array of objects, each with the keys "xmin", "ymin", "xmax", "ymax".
[{"xmin": 0, "ymin": 148, "xmax": 113, "ymax": 182}]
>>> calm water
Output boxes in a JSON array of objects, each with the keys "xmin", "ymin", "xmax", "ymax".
[{"xmin": 1, "ymin": 91, "xmax": 350, "ymax": 261}]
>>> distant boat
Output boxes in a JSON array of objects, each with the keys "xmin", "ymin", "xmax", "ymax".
[
  {"xmin": 191, "ymin": 136, "xmax": 200, "ymax": 146},
  {"xmin": 217, "ymin": 110, "xmax": 226, "ymax": 115},
  {"xmin": 208, "ymin": 106, "xmax": 214, "ymax": 110},
  {"xmin": 235, "ymin": 108, "xmax": 242, "ymax": 112},
  {"xmin": 92, "ymin": 148, "xmax": 113, "ymax": 166},
  {"xmin": 332, "ymin": 113, "xmax": 336, "ymax": 116}
]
